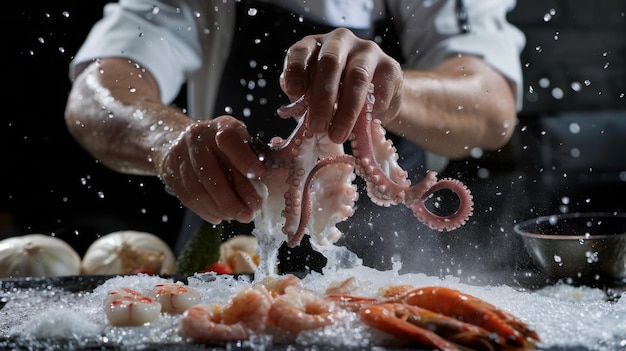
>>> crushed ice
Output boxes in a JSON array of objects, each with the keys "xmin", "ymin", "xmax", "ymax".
[{"xmin": 1, "ymin": 266, "xmax": 624, "ymax": 350}]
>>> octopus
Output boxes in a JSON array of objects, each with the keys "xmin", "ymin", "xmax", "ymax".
[{"xmin": 250, "ymin": 84, "xmax": 473, "ymax": 249}]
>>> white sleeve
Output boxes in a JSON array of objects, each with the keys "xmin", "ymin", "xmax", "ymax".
[
  {"xmin": 390, "ymin": 0, "xmax": 526, "ymax": 110},
  {"xmin": 70, "ymin": 0, "xmax": 203, "ymax": 104}
]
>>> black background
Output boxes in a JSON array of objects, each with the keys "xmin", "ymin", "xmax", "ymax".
[{"xmin": 4, "ymin": 1, "xmax": 626, "ymax": 267}]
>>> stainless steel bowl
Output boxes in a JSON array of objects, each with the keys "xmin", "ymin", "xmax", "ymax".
[{"xmin": 514, "ymin": 212, "xmax": 626, "ymax": 287}]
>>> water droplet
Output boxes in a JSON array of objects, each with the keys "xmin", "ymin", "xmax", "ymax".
[
  {"xmin": 247, "ymin": 7, "xmax": 257, "ymax": 16},
  {"xmin": 570, "ymin": 147, "xmax": 580, "ymax": 158},
  {"xmin": 477, "ymin": 168, "xmax": 490, "ymax": 179},
  {"xmin": 224, "ymin": 106, "xmax": 233, "ymax": 114},
  {"xmin": 553, "ymin": 255, "xmax": 562, "ymax": 263},
  {"xmin": 62, "ymin": 11, "xmax": 70, "ymax": 18},
  {"xmin": 549, "ymin": 215, "xmax": 559, "ymax": 225},
  {"xmin": 162, "ymin": 215, "xmax": 169, "ymax": 223},
  {"xmin": 543, "ymin": 13, "xmax": 552, "ymax": 22},
  {"xmin": 570, "ymin": 81, "xmax": 582, "ymax": 92},
  {"xmin": 470, "ymin": 147, "xmax": 483, "ymax": 158},
  {"xmin": 551, "ymin": 87, "xmax": 564, "ymax": 99},
  {"xmin": 553, "ymin": 31, "xmax": 559, "ymax": 40},
  {"xmin": 584, "ymin": 80, "xmax": 591, "ymax": 86},
  {"xmin": 569, "ymin": 122, "xmax": 581, "ymax": 134},
  {"xmin": 603, "ymin": 62, "xmax": 610, "ymax": 69},
  {"xmin": 539, "ymin": 78, "xmax": 550, "ymax": 88},
  {"xmin": 535, "ymin": 45, "xmax": 543, "ymax": 53}
]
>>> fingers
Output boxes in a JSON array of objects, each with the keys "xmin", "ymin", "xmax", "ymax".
[
  {"xmin": 160, "ymin": 117, "xmax": 263, "ymax": 224},
  {"xmin": 281, "ymin": 28, "xmax": 403, "ymax": 144}
]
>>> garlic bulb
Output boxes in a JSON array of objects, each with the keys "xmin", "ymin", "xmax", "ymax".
[
  {"xmin": 0, "ymin": 234, "xmax": 81, "ymax": 278},
  {"xmin": 81, "ymin": 231, "xmax": 175, "ymax": 275},
  {"xmin": 219, "ymin": 235, "xmax": 259, "ymax": 274}
]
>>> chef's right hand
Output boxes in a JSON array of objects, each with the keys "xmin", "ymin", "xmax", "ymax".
[{"xmin": 156, "ymin": 116, "xmax": 265, "ymax": 224}]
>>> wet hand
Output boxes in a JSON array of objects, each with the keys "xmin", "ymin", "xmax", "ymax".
[
  {"xmin": 156, "ymin": 116, "xmax": 266, "ymax": 224},
  {"xmin": 280, "ymin": 28, "xmax": 404, "ymax": 144}
]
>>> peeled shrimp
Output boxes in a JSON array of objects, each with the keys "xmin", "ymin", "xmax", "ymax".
[
  {"xmin": 147, "ymin": 283, "xmax": 202, "ymax": 314},
  {"xmin": 104, "ymin": 287, "xmax": 161, "ymax": 326},
  {"xmin": 268, "ymin": 286, "xmax": 338, "ymax": 334},
  {"xmin": 179, "ymin": 285, "xmax": 272, "ymax": 343},
  {"xmin": 256, "ymin": 274, "xmax": 304, "ymax": 297}
]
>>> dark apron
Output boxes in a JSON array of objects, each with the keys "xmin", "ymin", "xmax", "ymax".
[{"xmin": 176, "ymin": 0, "xmax": 432, "ymax": 274}]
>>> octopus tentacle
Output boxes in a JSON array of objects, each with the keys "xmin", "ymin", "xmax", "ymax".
[
  {"xmin": 250, "ymin": 83, "xmax": 473, "ymax": 249},
  {"xmin": 289, "ymin": 154, "xmax": 357, "ymax": 247},
  {"xmin": 349, "ymin": 87, "xmax": 410, "ymax": 206},
  {"xmin": 405, "ymin": 178, "xmax": 474, "ymax": 231}
]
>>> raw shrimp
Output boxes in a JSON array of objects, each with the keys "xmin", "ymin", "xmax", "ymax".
[
  {"xmin": 256, "ymin": 274, "xmax": 303, "ymax": 297},
  {"xmin": 395, "ymin": 286, "xmax": 540, "ymax": 348},
  {"xmin": 103, "ymin": 287, "xmax": 162, "ymax": 326},
  {"xmin": 179, "ymin": 285, "xmax": 272, "ymax": 343},
  {"xmin": 268, "ymin": 286, "xmax": 338, "ymax": 334},
  {"xmin": 360, "ymin": 303, "xmax": 500, "ymax": 351},
  {"xmin": 324, "ymin": 276, "xmax": 359, "ymax": 295},
  {"xmin": 147, "ymin": 283, "xmax": 201, "ymax": 314}
]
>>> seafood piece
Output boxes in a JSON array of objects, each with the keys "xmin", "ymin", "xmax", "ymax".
[
  {"xmin": 360, "ymin": 303, "xmax": 501, "ymax": 351},
  {"xmin": 395, "ymin": 286, "xmax": 540, "ymax": 347},
  {"xmin": 268, "ymin": 286, "xmax": 338, "ymax": 334},
  {"xmin": 256, "ymin": 274, "xmax": 304, "ymax": 297},
  {"xmin": 147, "ymin": 283, "xmax": 202, "ymax": 314},
  {"xmin": 104, "ymin": 287, "xmax": 162, "ymax": 326},
  {"xmin": 219, "ymin": 235, "xmax": 260, "ymax": 274},
  {"xmin": 325, "ymin": 293, "xmax": 378, "ymax": 313},
  {"xmin": 179, "ymin": 286, "xmax": 272, "ymax": 343},
  {"xmin": 324, "ymin": 276, "xmax": 359, "ymax": 295},
  {"xmin": 251, "ymin": 84, "xmax": 472, "ymax": 249}
]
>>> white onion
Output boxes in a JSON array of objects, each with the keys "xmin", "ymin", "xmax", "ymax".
[
  {"xmin": 81, "ymin": 231, "xmax": 175, "ymax": 275},
  {"xmin": 0, "ymin": 234, "xmax": 81, "ymax": 278}
]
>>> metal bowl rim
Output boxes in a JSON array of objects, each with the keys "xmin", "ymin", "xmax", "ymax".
[{"xmin": 513, "ymin": 212, "xmax": 626, "ymax": 240}]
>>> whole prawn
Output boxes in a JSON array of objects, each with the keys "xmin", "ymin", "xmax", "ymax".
[{"xmin": 394, "ymin": 286, "xmax": 539, "ymax": 348}]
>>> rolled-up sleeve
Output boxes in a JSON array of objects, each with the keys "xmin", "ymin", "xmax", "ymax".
[
  {"xmin": 391, "ymin": 0, "xmax": 526, "ymax": 109},
  {"xmin": 70, "ymin": 0, "xmax": 202, "ymax": 104}
]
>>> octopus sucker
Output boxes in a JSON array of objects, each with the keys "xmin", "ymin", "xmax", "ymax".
[{"xmin": 249, "ymin": 83, "xmax": 473, "ymax": 250}]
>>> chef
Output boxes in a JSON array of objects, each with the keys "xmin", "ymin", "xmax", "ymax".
[{"xmin": 65, "ymin": 0, "xmax": 525, "ymax": 274}]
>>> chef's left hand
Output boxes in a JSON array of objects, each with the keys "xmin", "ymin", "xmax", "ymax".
[{"xmin": 280, "ymin": 28, "xmax": 404, "ymax": 144}]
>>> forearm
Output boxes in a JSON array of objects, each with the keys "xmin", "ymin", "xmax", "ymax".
[
  {"xmin": 385, "ymin": 56, "xmax": 517, "ymax": 159},
  {"xmin": 65, "ymin": 58, "xmax": 194, "ymax": 175}
]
